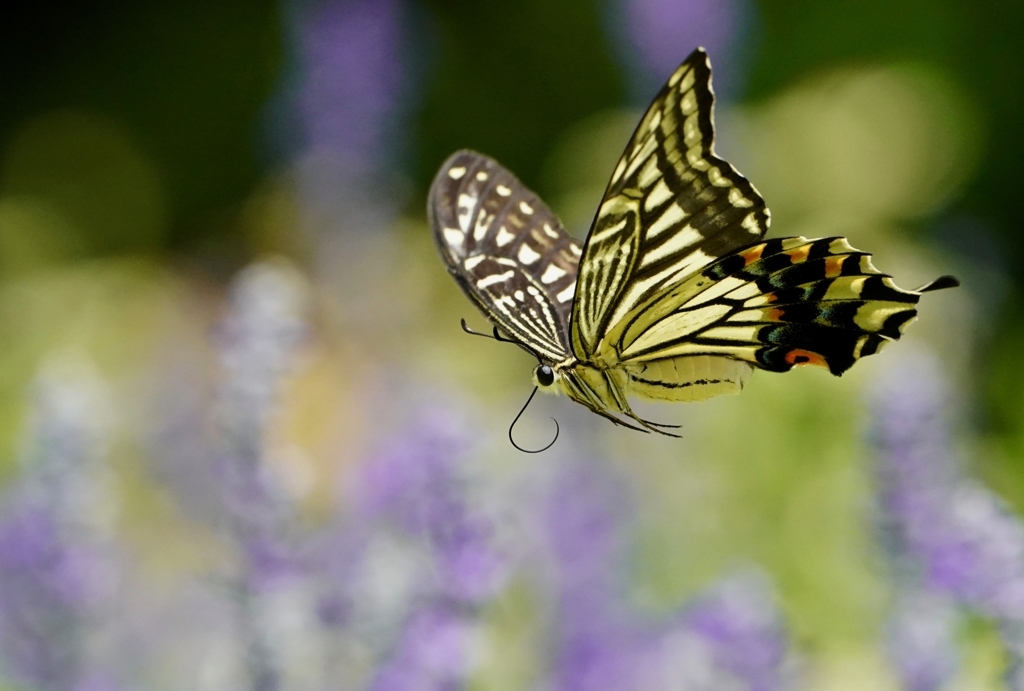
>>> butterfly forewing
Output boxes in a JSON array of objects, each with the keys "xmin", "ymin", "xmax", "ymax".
[
  {"xmin": 428, "ymin": 151, "xmax": 582, "ymax": 362},
  {"xmin": 571, "ymin": 48, "xmax": 771, "ymax": 360}
]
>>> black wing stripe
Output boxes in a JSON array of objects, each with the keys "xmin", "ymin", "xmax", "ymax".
[
  {"xmin": 571, "ymin": 48, "xmax": 770, "ymax": 359},
  {"xmin": 615, "ymin": 236, "xmax": 927, "ymax": 374}
]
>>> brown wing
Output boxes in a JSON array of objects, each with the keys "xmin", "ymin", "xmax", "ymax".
[{"xmin": 428, "ymin": 150, "xmax": 581, "ymax": 362}]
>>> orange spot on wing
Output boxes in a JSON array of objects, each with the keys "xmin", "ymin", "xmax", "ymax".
[
  {"xmin": 740, "ymin": 245, "xmax": 764, "ymax": 266},
  {"xmin": 825, "ymin": 256, "xmax": 847, "ymax": 278},
  {"xmin": 784, "ymin": 349, "xmax": 829, "ymax": 368},
  {"xmin": 766, "ymin": 308, "xmax": 785, "ymax": 321},
  {"xmin": 785, "ymin": 245, "xmax": 811, "ymax": 263}
]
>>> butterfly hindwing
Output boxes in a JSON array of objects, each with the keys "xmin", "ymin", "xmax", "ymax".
[
  {"xmin": 428, "ymin": 151, "xmax": 582, "ymax": 362},
  {"xmin": 571, "ymin": 47, "xmax": 771, "ymax": 360},
  {"xmin": 615, "ymin": 236, "xmax": 926, "ymax": 375}
]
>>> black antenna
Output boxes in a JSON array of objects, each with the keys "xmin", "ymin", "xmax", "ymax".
[
  {"xmin": 509, "ymin": 386, "xmax": 559, "ymax": 453},
  {"xmin": 460, "ymin": 319, "xmax": 544, "ymax": 361}
]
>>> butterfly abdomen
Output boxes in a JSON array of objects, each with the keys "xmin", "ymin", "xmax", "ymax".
[{"xmin": 624, "ymin": 356, "xmax": 753, "ymax": 403}]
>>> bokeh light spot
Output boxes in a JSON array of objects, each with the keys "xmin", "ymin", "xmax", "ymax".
[{"xmin": 1, "ymin": 110, "xmax": 168, "ymax": 256}]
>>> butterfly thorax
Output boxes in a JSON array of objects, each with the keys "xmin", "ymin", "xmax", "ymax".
[{"xmin": 537, "ymin": 353, "xmax": 754, "ymax": 432}]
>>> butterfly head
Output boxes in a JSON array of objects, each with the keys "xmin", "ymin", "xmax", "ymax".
[{"xmin": 533, "ymin": 364, "xmax": 556, "ymax": 388}]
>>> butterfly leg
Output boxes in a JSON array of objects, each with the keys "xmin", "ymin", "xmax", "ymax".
[
  {"xmin": 594, "ymin": 368, "xmax": 683, "ymax": 438},
  {"xmin": 575, "ymin": 396, "xmax": 651, "ymax": 434},
  {"xmin": 561, "ymin": 369, "xmax": 651, "ymax": 434},
  {"xmin": 626, "ymin": 412, "xmax": 682, "ymax": 438},
  {"xmin": 636, "ymin": 419, "xmax": 681, "ymax": 429}
]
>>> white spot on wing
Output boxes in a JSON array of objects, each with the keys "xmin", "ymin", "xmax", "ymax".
[
  {"xmin": 518, "ymin": 244, "xmax": 541, "ymax": 264},
  {"xmin": 708, "ymin": 167, "xmax": 732, "ymax": 187},
  {"xmin": 542, "ymin": 223, "xmax": 559, "ymax": 239},
  {"xmin": 464, "ymin": 255, "xmax": 485, "ymax": 270},
  {"xmin": 496, "ymin": 185, "xmax": 512, "ymax": 197},
  {"xmin": 443, "ymin": 227, "xmax": 465, "ymax": 251},
  {"xmin": 496, "ymin": 226, "xmax": 516, "ymax": 247},
  {"xmin": 728, "ymin": 187, "xmax": 753, "ymax": 208},
  {"xmin": 457, "ymin": 193, "xmax": 477, "ymax": 232},
  {"xmin": 556, "ymin": 284, "xmax": 576, "ymax": 303},
  {"xmin": 476, "ymin": 171, "xmax": 488, "ymax": 181},
  {"xmin": 473, "ymin": 212, "xmax": 494, "ymax": 241},
  {"xmin": 683, "ymin": 113, "xmax": 701, "ymax": 147},
  {"xmin": 519, "ymin": 201, "xmax": 534, "ymax": 215},
  {"xmin": 514, "ymin": 290, "xmax": 525, "ymax": 301},
  {"xmin": 476, "ymin": 271, "xmax": 514, "ymax": 289},
  {"xmin": 448, "ymin": 166, "xmax": 466, "ymax": 179},
  {"xmin": 686, "ymin": 145, "xmax": 709, "ymax": 171},
  {"xmin": 540, "ymin": 264, "xmax": 567, "ymax": 284},
  {"xmin": 741, "ymin": 212, "xmax": 762, "ymax": 235},
  {"xmin": 680, "ymin": 91, "xmax": 697, "ymax": 115}
]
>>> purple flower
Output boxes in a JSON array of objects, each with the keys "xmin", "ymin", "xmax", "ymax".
[
  {"xmin": 215, "ymin": 260, "xmax": 309, "ymax": 586},
  {"xmin": 545, "ymin": 461, "xmax": 631, "ymax": 598},
  {"xmin": 871, "ymin": 353, "xmax": 1024, "ymax": 619},
  {"xmin": 367, "ymin": 604, "xmax": 477, "ymax": 691},
  {"xmin": 0, "ymin": 503, "xmax": 86, "ymax": 688},
  {"xmin": 871, "ymin": 351, "xmax": 1024, "ymax": 687},
  {"xmin": 544, "ymin": 462, "xmax": 793, "ymax": 691},
  {"xmin": 543, "ymin": 463, "xmax": 644, "ymax": 690},
  {"xmin": 886, "ymin": 588, "xmax": 960, "ymax": 691},
  {"xmin": 213, "ymin": 261, "xmax": 312, "ymax": 689},
  {"xmin": 613, "ymin": 0, "xmax": 754, "ymax": 99},
  {"xmin": 350, "ymin": 410, "xmax": 504, "ymax": 604},
  {"xmin": 352, "ymin": 410, "xmax": 468, "ymax": 523},
  {"xmin": 306, "ymin": 410, "xmax": 495, "ymax": 689},
  {"xmin": 293, "ymin": 0, "xmax": 407, "ymax": 173},
  {"xmin": 675, "ymin": 571, "xmax": 791, "ymax": 691},
  {"xmin": 0, "ymin": 364, "xmax": 120, "ymax": 691},
  {"xmin": 216, "ymin": 261, "xmax": 308, "ymax": 434}
]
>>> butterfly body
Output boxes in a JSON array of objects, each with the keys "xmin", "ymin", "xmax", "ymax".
[{"xmin": 429, "ymin": 48, "xmax": 957, "ymax": 435}]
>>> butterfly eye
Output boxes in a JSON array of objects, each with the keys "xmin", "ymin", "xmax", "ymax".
[{"xmin": 535, "ymin": 365, "xmax": 555, "ymax": 387}]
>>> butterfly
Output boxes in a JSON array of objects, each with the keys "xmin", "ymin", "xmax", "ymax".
[{"xmin": 428, "ymin": 47, "xmax": 957, "ymax": 444}]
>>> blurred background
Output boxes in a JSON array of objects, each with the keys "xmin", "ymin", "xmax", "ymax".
[{"xmin": 0, "ymin": 0, "xmax": 1021, "ymax": 689}]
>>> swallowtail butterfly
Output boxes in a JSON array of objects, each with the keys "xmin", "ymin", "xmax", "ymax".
[{"xmin": 429, "ymin": 48, "xmax": 958, "ymax": 436}]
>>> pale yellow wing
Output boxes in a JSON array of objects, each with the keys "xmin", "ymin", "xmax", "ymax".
[{"xmin": 570, "ymin": 48, "xmax": 770, "ymax": 361}]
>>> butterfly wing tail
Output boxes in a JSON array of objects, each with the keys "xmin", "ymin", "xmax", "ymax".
[
  {"xmin": 916, "ymin": 275, "xmax": 960, "ymax": 293},
  {"xmin": 709, "ymin": 237, "xmax": 957, "ymax": 376},
  {"xmin": 618, "ymin": 237, "xmax": 956, "ymax": 377}
]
